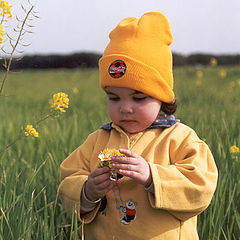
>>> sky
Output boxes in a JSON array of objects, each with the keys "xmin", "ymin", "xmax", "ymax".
[{"xmin": 6, "ymin": 0, "xmax": 240, "ymax": 56}]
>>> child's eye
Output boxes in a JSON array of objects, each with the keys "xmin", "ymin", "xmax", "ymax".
[
  {"xmin": 133, "ymin": 96, "xmax": 147, "ymax": 101},
  {"xmin": 108, "ymin": 97, "xmax": 120, "ymax": 101}
]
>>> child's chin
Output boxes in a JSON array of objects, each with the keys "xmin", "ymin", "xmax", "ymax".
[
  {"xmin": 124, "ymin": 128, "xmax": 142, "ymax": 135},
  {"xmin": 117, "ymin": 124, "xmax": 143, "ymax": 135}
]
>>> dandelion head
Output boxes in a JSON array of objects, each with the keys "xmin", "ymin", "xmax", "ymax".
[
  {"xmin": 24, "ymin": 125, "xmax": 39, "ymax": 138},
  {"xmin": 50, "ymin": 92, "xmax": 69, "ymax": 113},
  {"xmin": 230, "ymin": 145, "xmax": 240, "ymax": 154}
]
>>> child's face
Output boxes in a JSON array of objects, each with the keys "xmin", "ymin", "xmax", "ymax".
[{"xmin": 105, "ymin": 87, "xmax": 162, "ymax": 134}]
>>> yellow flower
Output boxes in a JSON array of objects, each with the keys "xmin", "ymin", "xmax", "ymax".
[
  {"xmin": 228, "ymin": 81, "xmax": 235, "ymax": 91},
  {"xmin": 196, "ymin": 70, "xmax": 203, "ymax": 78},
  {"xmin": 50, "ymin": 92, "xmax": 69, "ymax": 113},
  {"xmin": 98, "ymin": 149, "xmax": 125, "ymax": 181},
  {"xmin": 72, "ymin": 87, "xmax": 79, "ymax": 94},
  {"xmin": 0, "ymin": 0, "xmax": 12, "ymax": 19},
  {"xmin": 0, "ymin": 24, "xmax": 4, "ymax": 43},
  {"xmin": 210, "ymin": 57, "xmax": 217, "ymax": 67},
  {"xmin": 99, "ymin": 148, "xmax": 125, "ymax": 158},
  {"xmin": 98, "ymin": 149, "xmax": 125, "ymax": 169},
  {"xmin": 237, "ymin": 79, "xmax": 240, "ymax": 86},
  {"xmin": 219, "ymin": 70, "xmax": 227, "ymax": 79},
  {"xmin": 196, "ymin": 79, "xmax": 202, "ymax": 86},
  {"xmin": 230, "ymin": 145, "xmax": 240, "ymax": 153},
  {"xmin": 24, "ymin": 125, "xmax": 39, "ymax": 138}
]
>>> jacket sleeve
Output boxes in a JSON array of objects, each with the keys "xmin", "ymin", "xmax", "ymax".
[
  {"xmin": 148, "ymin": 131, "xmax": 218, "ymax": 221},
  {"xmin": 57, "ymin": 131, "xmax": 102, "ymax": 224}
]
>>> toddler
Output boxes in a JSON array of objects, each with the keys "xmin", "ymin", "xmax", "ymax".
[{"xmin": 58, "ymin": 12, "xmax": 218, "ymax": 239}]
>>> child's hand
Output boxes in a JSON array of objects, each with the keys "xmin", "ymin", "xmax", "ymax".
[
  {"xmin": 112, "ymin": 149, "xmax": 152, "ymax": 187},
  {"xmin": 85, "ymin": 167, "xmax": 115, "ymax": 201}
]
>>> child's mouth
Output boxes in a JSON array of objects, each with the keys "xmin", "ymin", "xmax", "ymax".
[{"xmin": 121, "ymin": 120, "xmax": 136, "ymax": 124}]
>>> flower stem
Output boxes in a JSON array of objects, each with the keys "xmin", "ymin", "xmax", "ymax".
[
  {"xmin": 0, "ymin": 134, "xmax": 25, "ymax": 154},
  {"xmin": 0, "ymin": 15, "xmax": 4, "ymax": 24},
  {"xmin": 0, "ymin": 112, "xmax": 54, "ymax": 154},
  {"xmin": 0, "ymin": 5, "xmax": 34, "ymax": 96},
  {"xmin": 35, "ymin": 114, "xmax": 52, "ymax": 126}
]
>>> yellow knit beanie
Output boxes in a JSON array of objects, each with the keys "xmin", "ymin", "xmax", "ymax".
[{"xmin": 99, "ymin": 12, "xmax": 174, "ymax": 103}]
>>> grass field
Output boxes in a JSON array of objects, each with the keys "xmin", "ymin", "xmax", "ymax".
[{"xmin": 0, "ymin": 66, "xmax": 240, "ymax": 239}]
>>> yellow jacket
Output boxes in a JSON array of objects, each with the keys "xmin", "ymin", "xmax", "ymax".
[{"xmin": 58, "ymin": 119, "xmax": 218, "ymax": 240}]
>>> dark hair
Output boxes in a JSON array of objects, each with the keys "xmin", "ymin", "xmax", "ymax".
[{"xmin": 161, "ymin": 99, "xmax": 178, "ymax": 115}]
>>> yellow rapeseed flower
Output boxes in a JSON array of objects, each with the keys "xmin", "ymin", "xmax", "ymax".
[
  {"xmin": 228, "ymin": 81, "xmax": 235, "ymax": 91},
  {"xmin": 219, "ymin": 70, "xmax": 227, "ymax": 79},
  {"xmin": 230, "ymin": 145, "xmax": 240, "ymax": 153},
  {"xmin": 72, "ymin": 87, "xmax": 79, "ymax": 94},
  {"xmin": 98, "ymin": 149, "xmax": 125, "ymax": 181},
  {"xmin": 0, "ymin": 23, "xmax": 4, "ymax": 43},
  {"xmin": 50, "ymin": 92, "xmax": 69, "ymax": 113},
  {"xmin": 196, "ymin": 70, "xmax": 203, "ymax": 78},
  {"xmin": 24, "ymin": 125, "xmax": 39, "ymax": 138},
  {"xmin": 196, "ymin": 79, "xmax": 202, "ymax": 86},
  {"xmin": 98, "ymin": 149, "xmax": 125, "ymax": 168},
  {"xmin": 0, "ymin": 0, "xmax": 12, "ymax": 19},
  {"xmin": 210, "ymin": 57, "xmax": 217, "ymax": 67}
]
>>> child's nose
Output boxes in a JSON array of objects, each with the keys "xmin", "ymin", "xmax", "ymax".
[{"xmin": 120, "ymin": 102, "xmax": 133, "ymax": 113}]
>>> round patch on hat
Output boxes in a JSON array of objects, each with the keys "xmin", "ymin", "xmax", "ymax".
[{"xmin": 109, "ymin": 60, "xmax": 126, "ymax": 78}]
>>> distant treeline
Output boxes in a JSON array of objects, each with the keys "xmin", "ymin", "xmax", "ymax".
[
  {"xmin": 173, "ymin": 53, "xmax": 240, "ymax": 66},
  {"xmin": 1, "ymin": 52, "xmax": 240, "ymax": 70}
]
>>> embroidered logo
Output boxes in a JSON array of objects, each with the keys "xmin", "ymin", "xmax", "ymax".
[
  {"xmin": 120, "ymin": 200, "xmax": 137, "ymax": 225},
  {"xmin": 109, "ymin": 60, "xmax": 126, "ymax": 78}
]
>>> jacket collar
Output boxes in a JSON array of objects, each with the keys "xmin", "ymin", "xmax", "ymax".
[{"xmin": 100, "ymin": 114, "xmax": 180, "ymax": 130}]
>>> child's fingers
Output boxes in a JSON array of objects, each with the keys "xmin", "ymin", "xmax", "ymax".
[
  {"xmin": 85, "ymin": 180, "xmax": 112, "ymax": 201},
  {"xmin": 88, "ymin": 167, "xmax": 111, "ymax": 185},
  {"xmin": 97, "ymin": 179, "xmax": 115, "ymax": 191},
  {"xmin": 112, "ymin": 162, "xmax": 138, "ymax": 172},
  {"xmin": 111, "ymin": 150, "xmax": 138, "ymax": 164},
  {"xmin": 85, "ymin": 172, "xmax": 114, "ymax": 200},
  {"xmin": 111, "ymin": 156, "xmax": 135, "ymax": 164},
  {"xmin": 118, "ymin": 168, "xmax": 138, "ymax": 179},
  {"xmin": 119, "ymin": 148, "xmax": 138, "ymax": 158},
  {"xmin": 91, "ymin": 173, "xmax": 111, "ymax": 185},
  {"xmin": 92, "ymin": 167, "xmax": 110, "ymax": 176},
  {"xmin": 113, "ymin": 149, "xmax": 141, "ymax": 164},
  {"xmin": 97, "ymin": 182, "xmax": 115, "ymax": 198}
]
